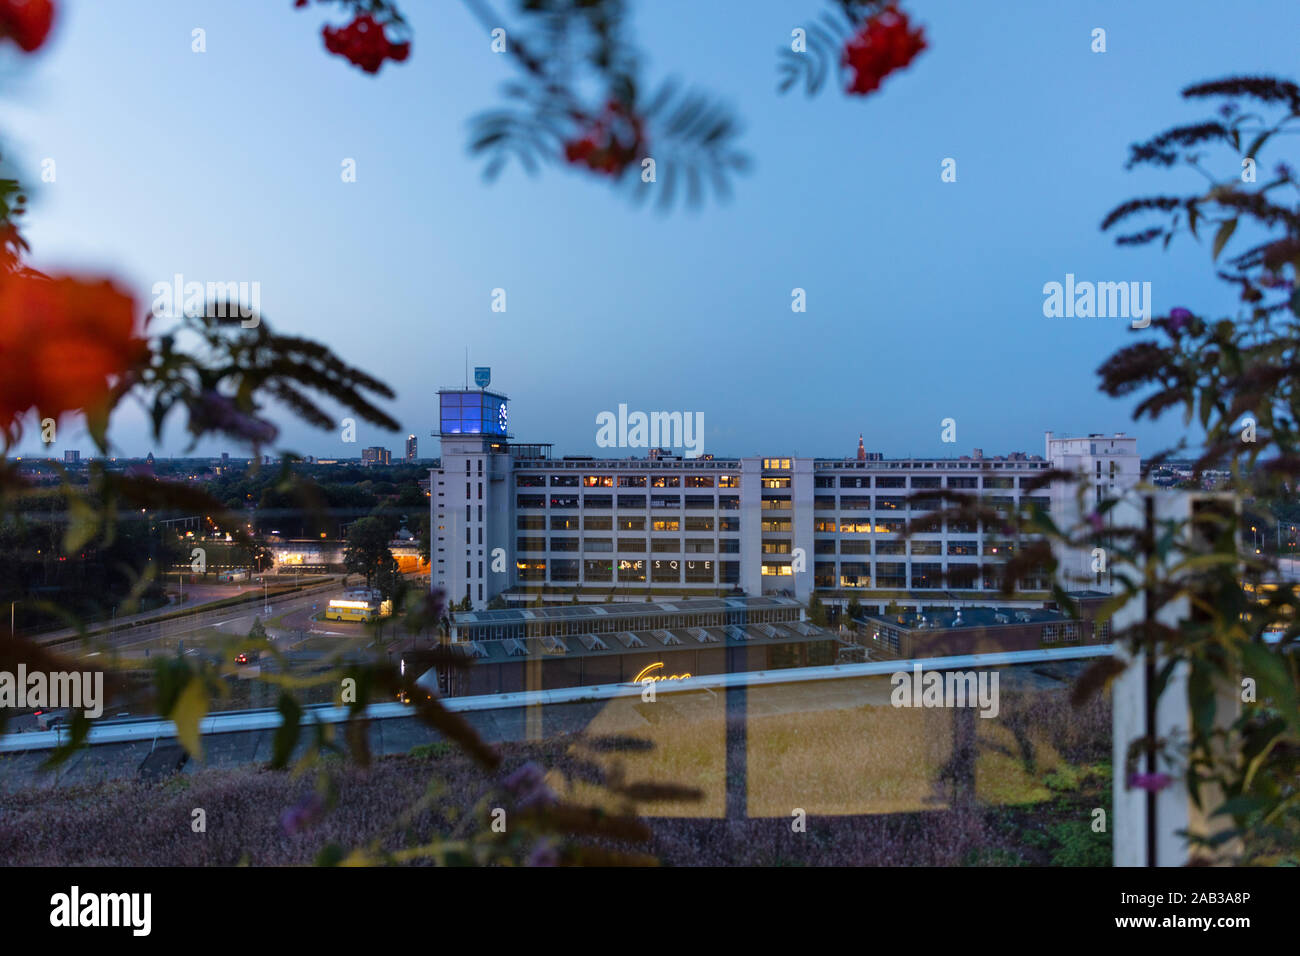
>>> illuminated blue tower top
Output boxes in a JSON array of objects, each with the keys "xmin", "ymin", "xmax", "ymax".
[{"xmin": 438, "ymin": 388, "xmax": 509, "ymax": 438}]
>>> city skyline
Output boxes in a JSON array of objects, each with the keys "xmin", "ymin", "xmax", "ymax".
[
  {"xmin": 13, "ymin": 422, "xmax": 1127, "ymax": 466},
  {"xmin": 5, "ymin": 1, "xmax": 1299, "ymax": 460}
]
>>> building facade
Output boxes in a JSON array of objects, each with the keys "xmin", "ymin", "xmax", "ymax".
[
  {"xmin": 405, "ymin": 434, "xmax": 418, "ymax": 460},
  {"xmin": 430, "ymin": 387, "xmax": 1140, "ymax": 611},
  {"xmin": 361, "ymin": 446, "xmax": 391, "ymax": 467}
]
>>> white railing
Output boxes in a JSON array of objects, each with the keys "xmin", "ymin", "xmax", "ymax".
[{"xmin": 0, "ymin": 644, "xmax": 1112, "ymax": 754}]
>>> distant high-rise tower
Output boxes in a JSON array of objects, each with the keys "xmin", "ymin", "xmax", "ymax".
[
  {"xmin": 856, "ymin": 435, "xmax": 866, "ymax": 461},
  {"xmin": 362, "ymin": 446, "xmax": 391, "ymax": 467},
  {"xmin": 405, "ymin": 434, "xmax": 418, "ymax": 460}
]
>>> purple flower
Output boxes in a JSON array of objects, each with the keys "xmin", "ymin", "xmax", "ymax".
[
  {"xmin": 1167, "ymin": 307, "xmax": 1192, "ymax": 332},
  {"xmin": 1128, "ymin": 772, "xmax": 1174, "ymax": 793},
  {"xmin": 192, "ymin": 390, "xmax": 279, "ymax": 446},
  {"xmin": 1086, "ymin": 511, "xmax": 1105, "ymax": 534},
  {"xmin": 503, "ymin": 761, "xmax": 557, "ymax": 810},
  {"xmin": 280, "ymin": 793, "xmax": 326, "ymax": 836}
]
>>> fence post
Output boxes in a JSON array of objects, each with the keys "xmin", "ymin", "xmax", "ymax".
[{"xmin": 1111, "ymin": 490, "xmax": 1243, "ymax": 866}]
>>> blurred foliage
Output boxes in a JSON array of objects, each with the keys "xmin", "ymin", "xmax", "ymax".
[
  {"xmin": 464, "ymin": 0, "xmax": 748, "ymax": 211},
  {"xmin": 901, "ymin": 76, "xmax": 1300, "ymax": 862}
]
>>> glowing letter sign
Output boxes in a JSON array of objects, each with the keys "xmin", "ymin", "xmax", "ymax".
[{"xmin": 632, "ymin": 662, "xmax": 691, "ymax": 684}]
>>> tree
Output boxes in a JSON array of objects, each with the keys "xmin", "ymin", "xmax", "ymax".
[
  {"xmin": 416, "ymin": 513, "xmax": 430, "ymax": 564},
  {"xmin": 846, "ymin": 596, "xmax": 862, "ymax": 628},
  {"xmin": 248, "ymin": 616, "xmax": 267, "ymax": 642},
  {"xmin": 374, "ymin": 553, "xmax": 402, "ymax": 603},
  {"xmin": 396, "ymin": 482, "xmax": 424, "ymax": 508},
  {"xmin": 367, "ymin": 502, "xmax": 402, "ymax": 539},
  {"xmin": 343, "ymin": 516, "xmax": 393, "ymax": 587},
  {"xmin": 807, "ymin": 593, "xmax": 828, "ymax": 627}
]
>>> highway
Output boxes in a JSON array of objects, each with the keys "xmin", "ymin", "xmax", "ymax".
[{"xmin": 47, "ymin": 578, "xmax": 347, "ymax": 656}]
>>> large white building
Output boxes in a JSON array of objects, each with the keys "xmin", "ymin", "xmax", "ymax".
[{"xmin": 430, "ymin": 387, "xmax": 1140, "ymax": 612}]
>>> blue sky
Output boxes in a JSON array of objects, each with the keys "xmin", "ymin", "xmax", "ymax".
[{"xmin": 4, "ymin": 0, "xmax": 1297, "ymax": 462}]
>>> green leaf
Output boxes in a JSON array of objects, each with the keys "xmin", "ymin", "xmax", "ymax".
[
  {"xmin": 314, "ymin": 843, "xmax": 345, "ymax": 867},
  {"xmin": 270, "ymin": 692, "xmax": 302, "ymax": 769},
  {"xmin": 1212, "ymin": 218, "xmax": 1238, "ymax": 261},
  {"xmin": 170, "ymin": 676, "xmax": 208, "ymax": 761},
  {"xmin": 1212, "ymin": 794, "xmax": 1267, "ymax": 818},
  {"xmin": 1240, "ymin": 642, "xmax": 1299, "ymax": 734},
  {"xmin": 63, "ymin": 496, "xmax": 99, "ymax": 553},
  {"xmin": 41, "ymin": 708, "xmax": 92, "ymax": 769}
]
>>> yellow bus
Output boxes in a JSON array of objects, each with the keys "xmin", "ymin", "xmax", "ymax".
[{"xmin": 324, "ymin": 599, "xmax": 379, "ymax": 622}]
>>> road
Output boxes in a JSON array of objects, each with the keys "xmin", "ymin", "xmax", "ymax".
[{"xmin": 65, "ymin": 579, "xmax": 346, "ymax": 657}]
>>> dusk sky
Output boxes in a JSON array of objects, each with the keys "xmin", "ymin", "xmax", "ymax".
[{"xmin": 5, "ymin": 0, "xmax": 1297, "ymax": 462}]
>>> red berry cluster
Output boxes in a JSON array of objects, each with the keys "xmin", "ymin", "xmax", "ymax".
[
  {"xmin": 322, "ymin": 14, "xmax": 409, "ymax": 74},
  {"xmin": 842, "ymin": 6, "xmax": 926, "ymax": 97},
  {"xmin": 0, "ymin": 0, "xmax": 54, "ymax": 53},
  {"xmin": 563, "ymin": 101, "xmax": 647, "ymax": 178}
]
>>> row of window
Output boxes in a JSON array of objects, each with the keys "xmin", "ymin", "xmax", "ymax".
[
  {"xmin": 813, "ymin": 475, "xmax": 1047, "ymax": 489},
  {"xmin": 816, "ymin": 519, "xmax": 1001, "ymax": 534},
  {"xmin": 516, "ymin": 558, "xmax": 737, "ymax": 583},
  {"xmin": 814, "ymin": 539, "xmax": 983, "ymax": 555},
  {"xmin": 516, "ymin": 474, "xmax": 739, "ymax": 488},
  {"xmin": 809, "ymin": 561, "xmax": 1050, "ymax": 590},
  {"xmin": 517, "ymin": 494, "xmax": 741, "ymax": 510},
  {"xmin": 517, "ymin": 537, "xmax": 737, "ymax": 554},
  {"xmin": 513, "ymin": 472, "xmax": 1052, "ymax": 489},
  {"xmin": 813, "ymin": 495, "xmax": 1049, "ymax": 511},
  {"xmin": 514, "ymin": 494, "xmax": 1047, "ymax": 513},
  {"xmin": 517, "ymin": 515, "xmax": 741, "ymax": 532}
]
